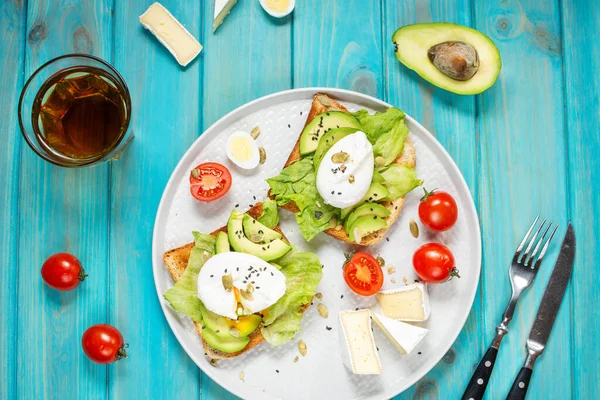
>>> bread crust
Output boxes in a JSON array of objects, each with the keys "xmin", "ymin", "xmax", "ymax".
[{"xmin": 268, "ymin": 93, "xmax": 416, "ymax": 245}]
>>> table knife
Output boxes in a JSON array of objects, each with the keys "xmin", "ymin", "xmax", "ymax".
[{"xmin": 506, "ymin": 223, "xmax": 575, "ymax": 400}]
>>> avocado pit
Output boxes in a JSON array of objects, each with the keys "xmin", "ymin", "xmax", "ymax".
[{"xmin": 427, "ymin": 41, "xmax": 479, "ymax": 81}]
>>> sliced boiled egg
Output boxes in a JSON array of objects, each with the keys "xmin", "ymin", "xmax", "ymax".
[
  {"xmin": 226, "ymin": 131, "xmax": 260, "ymax": 169},
  {"xmin": 197, "ymin": 252, "xmax": 286, "ymax": 319},
  {"xmin": 316, "ymin": 131, "xmax": 374, "ymax": 209}
]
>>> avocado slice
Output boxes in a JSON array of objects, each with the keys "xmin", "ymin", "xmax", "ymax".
[
  {"xmin": 227, "ymin": 210, "xmax": 291, "ymax": 261},
  {"xmin": 215, "ymin": 231, "xmax": 230, "ymax": 254},
  {"xmin": 340, "ymin": 182, "xmax": 391, "ymax": 220},
  {"xmin": 199, "ymin": 302, "xmax": 261, "ymax": 338},
  {"xmin": 298, "ymin": 111, "xmax": 362, "ymax": 155},
  {"xmin": 344, "ymin": 203, "xmax": 391, "ymax": 232},
  {"xmin": 242, "ymin": 214, "xmax": 282, "ymax": 244},
  {"xmin": 348, "ymin": 216, "xmax": 387, "ymax": 243},
  {"xmin": 202, "ymin": 326, "xmax": 250, "ymax": 354},
  {"xmin": 313, "ymin": 127, "xmax": 359, "ymax": 170},
  {"xmin": 372, "ymin": 169, "xmax": 384, "ymax": 183},
  {"xmin": 392, "ymin": 23, "xmax": 501, "ymax": 95}
]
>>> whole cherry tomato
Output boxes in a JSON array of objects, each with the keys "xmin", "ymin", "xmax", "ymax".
[
  {"xmin": 82, "ymin": 324, "xmax": 127, "ymax": 364},
  {"xmin": 41, "ymin": 253, "xmax": 87, "ymax": 291},
  {"xmin": 412, "ymin": 243, "xmax": 459, "ymax": 283},
  {"xmin": 343, "ymin": 252, "xmax": 384, "ymax": 296},
  {"xmin": 418, "ymin": 188, "xmax": 458, "ymax": 232}
]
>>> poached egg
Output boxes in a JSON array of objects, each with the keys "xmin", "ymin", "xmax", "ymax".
[
  {"xmin": 316, "ymin": 131, "xmax": 374, "ymax": 209},
  {"xmin": 197, "ymin": 252, "xmax": 286, "ymax": 319}
]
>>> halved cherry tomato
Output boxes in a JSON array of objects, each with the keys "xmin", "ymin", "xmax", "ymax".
[
  {"xmin": 82, "ymin": 324, "xmax": 127, "ymax": 364},
  {"xmin": 412, "ymin": 243, "xmax": 459, "ymax": 283},
  {"xmin": 41, "ymin": 253, "xmax": 87, "ymax": 291},
  {"xmin": 418, "ymin": 188, "xmax": 458, "ymax": 232},
  {"xmin": 343, "ymin": 252, "xmax": 384, "ymax": 296},
  {"xmin": 189, "ymin": 162, "xmax": 232, "ymax": 202}
]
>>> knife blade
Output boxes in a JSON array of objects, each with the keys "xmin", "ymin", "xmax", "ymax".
[{"xmin": 526, "ymin": 222, "xmax": 575, "ymax": 354}]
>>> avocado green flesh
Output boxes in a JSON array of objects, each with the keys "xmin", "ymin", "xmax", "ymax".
[
  {"xmin": 340, "ymin": 182, "xmax": 391, "ymax": 220},
  {"xmin": 348, "ymin": 216, "xmax": 387, "ymax": 243},
  {"xmin": 392, "ymin": 23, "xmax": 501, "ymax": 95},
  {"xmin": 199, "ymin": 302, "xmax": 261, "ymax": 338},
  {"xmin": 202, "ymin": 325, "xmax": 250, "ymax": 353},
  {"xmin": 215, "ymin": 231, "xmax": 230, "ymax": 254},
  {"xmin": 227, "ymin": 210, "xmax": 291, "ymax": 261},
  {"xmin": 313, "ymin": 127, "xmax": 359, "ymax": 171},
  {"xmin": 372, "ymin": 169, "xmax": 384, "ymax": 183},
  {"xmin": 298, "ymin": 111, "xmax": 362, "ymax": 155},
  {"xmin": 344, "ymin": 203, "xmax": 391, "ymax": 233},
  {"xmin": 242, "ymin": 214, "xmax": 282, "ymax": 244}
]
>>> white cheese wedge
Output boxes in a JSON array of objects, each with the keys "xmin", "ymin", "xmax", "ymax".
[
  {"xmin": 376, "ymin": 282, "xmax": 431, "ymax": 322},
  {"xmin": 338, "ymin": 309, "xmax": 382, "ymax": 375},
  {"xmin": 140, "ymin": 3, "xmax": 202, "ymax": 67},
  {"xmin": 214, "ymin": 0, "xmax": 238, "ymax": 31},
  {"xmin": 371, "ymin": 311, "xmax": 428, "ymax": 355}
]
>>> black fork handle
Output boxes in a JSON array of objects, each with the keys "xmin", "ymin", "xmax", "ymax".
[{"xmin": 461, "ymin": 346, "xmax": 499, "ymax": 400}]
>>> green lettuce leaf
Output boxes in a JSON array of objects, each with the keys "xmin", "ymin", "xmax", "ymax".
[
  {"xmin": 257, "ymin": 197, "xmax": 279, "ymax": 229},
  {"xmin": 266, "ymin": 158, "xmax": 314, "ymax": 205},
  {"xmin": 353, "ymin": 107, "xmax": 408, "ymax": 166},
  {"xmin": 261, "ymin": 249, "xmax": 323, "ymax": 345},
  {"xmin": 379, "ymin": 164, "xmax": 423, "ymax": 199},
  {"xmin": 296, "ymin": 203, "xmax": 339, "ymax": 242},
  {"xmin": 163, "ymin": 232, "xmax": 216, "ymax": 322}
]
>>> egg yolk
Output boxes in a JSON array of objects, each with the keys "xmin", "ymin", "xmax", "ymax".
[
  {"xmin": 229, "ymin": 137, "xmax": 253, "ymax": 162},
  {"xmin": 266, "ymin": 0, "xmax": 289, "ymax": 12}
]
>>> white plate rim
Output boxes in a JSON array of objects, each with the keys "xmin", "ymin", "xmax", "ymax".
[{"xmin": 151, "ymin": 87, "xmax": 482, "ymax": 399}]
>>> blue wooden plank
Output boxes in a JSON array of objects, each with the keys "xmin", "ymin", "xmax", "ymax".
[
  {"xmin": 560, "ymin": 1, "xmax": 600, "ymax": 398},
  {"xmin": 108, "ymin": 1, "xmax": 204, "ymax": 399},
  {"xmin": 474, "ymin": 0, "xmax": 571, "ymax": 398},
  {"xmin": 0, "ymin": 1, "xmax": 26, "ymax": 399},
  {"xmin": 16, "ymin": 0, "xmax": 113, "ymax": 398},
  {"xmin": 382, "ymin": 2, "xmax": 480, "ymax": 399}
]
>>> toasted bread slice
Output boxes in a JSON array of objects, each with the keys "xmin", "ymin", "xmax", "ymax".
[
  {"xmin": 268, "ymin": 93, "xmax": 416, "ymax": 245},
  {"xmin": 163, "ymin": 203, "xmax": 310, "ymax": 360}
]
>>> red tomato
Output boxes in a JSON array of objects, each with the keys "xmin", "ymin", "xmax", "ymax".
[
  {"xmin": 189, "ymin": 162, "xmax": 232, "ymax": 202},
  {"xmin": 41, "ymin": 253, "xmax": 87, "ymax": 291},
  {"xmin": 82, "ymin": 324, "xmax": 127, "ymax": 364},
  {"xmin": 343, "ymin": 252, "xmax": 384, "ymax": 296},
  {"xmin": 418, "ymin": 188, "xmax": 458, "ymax": 232},
  {"xmin": 412, "ymin": 243, "xmax": 459, "ymax": 283}
]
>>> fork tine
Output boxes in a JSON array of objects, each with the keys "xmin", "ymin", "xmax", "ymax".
[
  {"xmin": 525, "ymin": 221, "xmax": 552, "ymax": 266},
  {"xmin": 516, "ymin": 215, "xmax": 540, "ymax": 255},
  {"xmin": 521, "ymin": 218, "xmax": 547, "ymax": 262},
  {"xmin": 532, "ymin": 224, "xmax": 559, "ymax": 268}
]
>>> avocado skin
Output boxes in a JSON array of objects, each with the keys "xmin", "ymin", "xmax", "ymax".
[
  {"xmin": 344, "ymin": 203, "xmax": 391, "ymax": 233},
  {"xmin": 340, "ymin": 182, "xmax": 391, "ymax": 220},
  {"xmin": 348, "ymin": 216, "xmax": 387, "ymax": 243}
]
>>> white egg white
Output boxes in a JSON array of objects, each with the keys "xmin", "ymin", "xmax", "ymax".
[
  {"xmin": 197, "ymin": 252, "xmax": 286, "ymax": 319},
  {"xmin": 226, "ymin": 131, "xmax": 260, "ymax": 169},
  {"xmin": 316, "ymin": 131, "xmax": 374, "ymax": 209}
]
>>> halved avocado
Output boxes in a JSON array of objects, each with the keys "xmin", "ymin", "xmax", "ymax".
[
  {"xmin": 313, "ymin": 127, "xmax": 359, "ymax": 171},
  {"xmin": 392, "ymin": 23, "xmax": 501, "ymax": 95},
  {"xmin": 340, "ymin": 182, "xmax": 391, "ymax": 220},
  {"xmin": 202, "ymin": 326, "xmax": 250, "ymax": 353},
  {"xmin": 242, "ymin": 214, "xmax": 282, "ymax": 244},
  {"xmin": 199, "ymin": 302, "xmax": 261, "ymax": 338},
  {"xmin": 298, "ymin": 111, "xmax": 362, "ymax": 155},
  {"xmin": 344, "ymin": 203, "xmax": 391, "ymax": 232},
  {"xmin": 215, "ymin": 231, "xmax": 230, "ymax": 254},
  {"xmin": 227, "ymin": 210, "xmax": 291, "ymax": 261},
  {"xmin": 348, "ymin": 216, "xmax": 387, "ymax": 243}
]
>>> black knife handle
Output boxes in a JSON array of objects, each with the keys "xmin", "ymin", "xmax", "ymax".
[
  {"xmin": 506, "ymin": 367, "xmax": 533, "ymax": 400},
  {"xmin": 461, "ymin": 346, "xmax": 499, "ymax": 400}
]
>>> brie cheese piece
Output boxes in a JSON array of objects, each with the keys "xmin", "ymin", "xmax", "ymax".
[
  {"xmin": 371, "ymin": 311, "xmax": 428, "ymax": 355},
  {"xmin": 214, "ymin": 0, "xmax": 238, "ymax": 31},
  {"xmin": 338, "ymin": 309, "xmax": 382, "ymax": 375},
  {"xmin": 140, "ymin": 3, "xmax": 202, "ymax": 67},
  {"xmin": 376, "ymin": 282, "xmax": 431, "ymax": 321}
]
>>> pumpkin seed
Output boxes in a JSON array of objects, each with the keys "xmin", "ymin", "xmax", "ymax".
[
  {"xmin": 222, "ymin": 274, "xmax": 233, "ymax": 291},
  {"xmin": 250, "ymin": 126, "xmax": 261, "ymax": 140},
  {"xmin": 241, "ymin": 288, "xmax": 254, "ymax": 301},
  {"xmin": 376, "ymin": 256, "xmax": 385, "ymax": 266},
  {"xmin": 298, "ymin": 340, "xmax": 307, "ymax": 356},
  {"xmin": 315, "ymin": 292, "xmax": 323, "ymax": 300},
  {"xmin": 293, "ymin": 356, "xmax": 299, "ymax": 363},
  {"xmin": 315, "ymin": 200, "xmax": 322, "ymax": 208},
  {"xmin": 317, "ymin": 303, "xmax": 329, "ymax": 318},
  {"xmin": 387, "ymin": 266, "xmax": 396, "ymax": 275},
  {"xmin": 239, "ymin": 371, "xmax": 245, "ymax": 381},
  {"xmin": 328, "ymin": 218, "xmax": 338, "ymax": 228},
  {"xmin": 317, "ymin": 95, "xmax": 331, "ymax": 107},
  {"xmin": 191, "ymin": 169, "xmax": 200, "ymax": 179},
  {"xmin": 230, "ymin": 327, "xmax": 240, "ymax": 338},
  {"xmin": 250, "ymin": 233, "xmax": 264, "ymax": 243},
  {"xmin": 209, "ymin": 359, "xmax": 218, "ymax": 367},
  {"xmin": 409, "ymin": 219, "xmax": 419, "ymax": 238},
  {"xmin": 353, "ymin": 227, "xmax": 362, "ymax": 243},
  {"xmin": 331, "ymin": 151, "xmax": 350, "ymax": 163},
  {"xmin": 348, "ymin": 175, "xmax": 355, "ymax": 184},
  {"xmin": 375, "ymin": 156, "xmax": 385, "ymax": 167},
  {"xmin": 259, "ymin": 147, "xmax": 266, "ymax": 164}
]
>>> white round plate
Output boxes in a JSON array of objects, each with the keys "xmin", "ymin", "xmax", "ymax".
[{"xmin": 152, "ymin": 88, "xmax": 481, "ymax": 400}]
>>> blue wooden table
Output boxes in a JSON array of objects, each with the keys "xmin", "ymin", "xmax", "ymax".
[{"xmin": 1, "ymin": 0, "xmax": 598, "ymax": 399}]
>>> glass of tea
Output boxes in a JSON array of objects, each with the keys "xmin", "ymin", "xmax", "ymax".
[{"xmin": 19, "ymin": 54, "xmax": 132, "ymax": 167}]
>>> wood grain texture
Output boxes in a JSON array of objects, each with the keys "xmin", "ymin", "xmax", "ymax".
[
  {"xmin": 108, "ymin": 1, "xmax": 204, "ymax": 399},
  {"xmin": 474, "ymin": 0, "xmax": 571, "ymax": 398},
  {"xmin": 382, "ymin": 1, "xmax": 480, "ymax": 399},
  {"xmin": 16, "ymin": 0, "xmax": 112, "ymax": 399},
  {"xmin": 0, "ymin": 1, "xmax": 26, "ymax": 399},
  {"xmin": 561, "ymin": 1, "xmax": 600, "ymax": 398}
]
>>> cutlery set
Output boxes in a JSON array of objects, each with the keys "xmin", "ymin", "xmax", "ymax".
[{"xmin": 462, "ymin": 218, "xmax": 575, "ymax": 400}]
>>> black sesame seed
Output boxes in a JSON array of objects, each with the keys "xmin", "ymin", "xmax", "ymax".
[
  {"xmin": 326, "ymin": 326, "xmax": 332, "ymax": 331},
  {"xmin": 331, "ymin": 191, "xmax": 335, "ymax": 195},
  {"xmin": 251, "ymin": 281, "xmax": 255, "ymax": 284},
  {"xmin": 249, "ymin": 204, "xmax": 253, "ymax": 208},
  {"xmin": 386, "ymin": 237, "xmax": 390, "ymax": 242},
  {"xmin": 235, "ymin": 204, "xmax": 239, "ymax": 208},
  {"xmin": 243, "ymin": 280, "xmax": 247, "ymax": 284},
  {"xmin": 256, "ymin": 286, "xmax": 260, "ymax": 289},
  {"xmin": 253, "ymin": 195, "xmax": 256, "ymax": 200},
  {"xmin": 252, "ymin": 219, "xmax": 256, "ymax": 224},
  {"xmin": 355, "ymin": 308, "xmax": 359, "ymax": 311},
  {"xmin": 340, "ymin": 294, "xmax": 344, "ymax": 299},
  {"xmin": 418, "ymin": 352, "xmax": 422, "ymax": 355},
  {"xmin": 271, "ymin": 272, "xmax": 274, "ymax": 276},
  {"xmin": 276, "ymin": 370, "xmax": 279, "ymax": 373},
  {"xmin": 373, "ymin": 216, "xmax": 377, "ymax": 219},
  {"xmin": 288, "ymin": 124, "xmax": 291, "ymax": 128},
  {"xmin": 258, "ymin": 230, "xmax": 264, "ymax": 234},
  {"xmin": 224, "ymin": 269, "xmax": 227, "ymax": 273},
  {"xmin": 237, "ymin": 267, "xmax": 239, "ymax": 271},
  {"xmin": 300, "ymin": 111, "xmax": 303, "ymax": 115},
  {"xmin": 215, "ymin": 330, "xmax": 220, "ymax": 333},
  {"xmin": 210, "ymin": 275, "xmax": 214, "ymax": 278},
  {"xmin": 337, "ymin": 192, "xmax": 341, "ymax": 195},
  {"xmin": 373, "ymin": 193, "xmax": 378, "ymax": 197},
  {"xmin": 262, "ymin": 247, "xmax": 266, "ymax": 251},
  {"xmin": 377, "ymin": 347, "xmax": 379, "ymax": 351}
]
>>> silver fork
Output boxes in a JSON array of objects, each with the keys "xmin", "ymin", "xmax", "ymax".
[{"xmin": 461, "ymin": 216, "xmax": 559, "ymax": 400}]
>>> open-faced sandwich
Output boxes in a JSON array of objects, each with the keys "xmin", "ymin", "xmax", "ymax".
[
  {"xmin": 162, "ymin": 200, "xmax": 322, "ymax": 359},
  {"xmin": 267, "ymin": 93, "xmax": 422, "ymax": 245}
]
